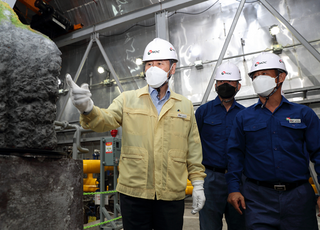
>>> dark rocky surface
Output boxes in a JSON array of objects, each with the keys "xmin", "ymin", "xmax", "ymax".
[{"xmin": 0, "ymin": 2, "xmax": 61, "ymax": 150}]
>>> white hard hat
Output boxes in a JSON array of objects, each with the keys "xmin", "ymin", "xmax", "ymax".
[
  {"xmin": 214, "ymin": 62, "xmax": 241, "ymax": 81},
  {"xmin": 248, "ymin": 52, "xmax": 287, "ymax": 77},
  {"xmin": 142, "ymin": 38, "xmax": 178, "ymax": 62}
]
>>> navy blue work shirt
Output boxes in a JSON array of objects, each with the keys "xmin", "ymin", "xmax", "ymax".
[
  {"xmin": 226, "ymin": 96, "xmax": 320, "ymax": 193},
  {"xmin": 195, "ymin": 96, "xmax": 245, "ymax": 169}
]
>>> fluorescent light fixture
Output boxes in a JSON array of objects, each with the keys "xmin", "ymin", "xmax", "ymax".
[
  {"xmin": 98, "ymin": 66, "xmax": 105, "ymax": 74},
  {"xmin": 136, "ymin": 58, "xmax": 143, "ymax": 66},
  {"xmin": 269, "ymin": 25, "xmax": 280, "ymax": 35}
]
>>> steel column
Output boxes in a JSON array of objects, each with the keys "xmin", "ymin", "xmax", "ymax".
[
  {"xmin": 156, "ymin": 11, "xmax": 169, "ymax": 40},
  {"xmin": 200, "ymin": 0, "xmax": 246, "ymax": 105}
]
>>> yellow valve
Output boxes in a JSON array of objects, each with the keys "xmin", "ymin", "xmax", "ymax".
[{"xmin": 83, "ymin": 173, "xmax": 99, "ymax": 192}]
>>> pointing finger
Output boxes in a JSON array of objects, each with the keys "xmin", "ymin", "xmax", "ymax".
[{"xmin": 66, "ymin": 74, "xmax": 80, "ymax": 90}]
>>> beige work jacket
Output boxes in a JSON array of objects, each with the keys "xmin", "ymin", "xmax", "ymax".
[{"xmin": 80, "ymin": 85, "xmax": 206, "ymax": 201}]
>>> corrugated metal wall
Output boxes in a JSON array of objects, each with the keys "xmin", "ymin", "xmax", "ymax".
[{"xmin": 55, "ymin": 0, "xmax": 320, "ymax": 151}]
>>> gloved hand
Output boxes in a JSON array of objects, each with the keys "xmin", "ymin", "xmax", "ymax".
[
  {"xmin": 66, "ymin": 74, "xmax": 94, "ymax": 114},
  {"xmin": 191, "ymin": 180, "xmax": 206, "ymax": 214}
]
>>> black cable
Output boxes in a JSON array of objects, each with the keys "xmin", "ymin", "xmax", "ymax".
[{"xmin": 168, "ymin": 0, "xmax": 219, "ymax": 18}]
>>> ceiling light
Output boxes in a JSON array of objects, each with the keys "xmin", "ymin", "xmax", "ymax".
[
  {"xmin": 269, "ymin": 25, "xmax": 280, "ymax": 36},
  {"xmin": 191, "ymin": 46, "xmax": 201, "ymax": 56},
  {"xmin": 98, "ymin": 66, "xmax": 105, "ymax": 74},
  {"xmin": 136, "ymin": 58, "xmax": 143, "ymax": 66}
]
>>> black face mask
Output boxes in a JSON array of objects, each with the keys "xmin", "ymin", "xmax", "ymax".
[{"xmin": 216, "ymin": 83, "xmax": 236, "ymax": 99}]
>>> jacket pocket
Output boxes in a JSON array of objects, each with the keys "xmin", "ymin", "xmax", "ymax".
[
  {"xmin": 166, "ymin": 150, "xmax": 188, "ymax": 192},
  {"xmin": 118, "ymin": 146, "xmax": 148, "ymax": 187},
  {"xmin": 123, "ymin": 109, "xmax": 150, "ymax": 135},
  {"xmin": 243, "ymin": 123, "xmax": 268, "ymax": 149},
  {"xmin": 203, "ymin": 119, "xmax": 222, "ymax": 141},
  {"xmin": 170, "ymin": 114, "xmax": 191, "ymax": 139},
  {"xmin": 280, "ymin": 121, "xmax": 306, "ymax": 144}
]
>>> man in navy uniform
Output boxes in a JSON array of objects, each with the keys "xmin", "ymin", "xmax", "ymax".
[
  {"xmin": 196, "ymin": 62, "xmax": 245, "ymax": 230},
  {"xmin": 226, "ymin": 52, "xmax": 320, "ymax": 230}
]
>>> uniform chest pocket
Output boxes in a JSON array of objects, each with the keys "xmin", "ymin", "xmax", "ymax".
[
  {"xmin": 280, "ymin": 121, "xmax": 306, "ymax": 142},
  {"xmin": 170, "ymin": 115, "xmax": 191, "ymax": 138},
  {"xmin": 243, "ymin": 123, "xmax": 268, "ymax": 148},
  {"xmin": 203, "ymin": 119, "xmax": 223, "ymax": 140},
  {"xmin": 123, "ymin": 110, "xmax": 151, "ymax": 135}
]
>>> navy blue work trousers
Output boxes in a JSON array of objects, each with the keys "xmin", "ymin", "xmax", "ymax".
[
  {"xmin": 199, "ymin": 168, "xmax": 245, "ymax": 230},
  {"xmin": 243, "ymin": 180, "xmax": 318, "ymax": 230},
  {"xmin": 120, "ymin": 193, "xmax": 184, "ymax": 230}
]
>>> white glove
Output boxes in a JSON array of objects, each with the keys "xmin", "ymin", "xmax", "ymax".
[
  {"xmin": 66, "ymin": 74, "xmax": 94, "ymax": 114},
  {"xmin": 191, "ymin": 180, "xmax": 206, "ymax": 214}
]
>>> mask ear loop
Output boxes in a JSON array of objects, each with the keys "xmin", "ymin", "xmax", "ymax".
[
  {"xmin": 261, "ymin": 70, "xmax": 281, "ymax": 109},
  {"xmin": 220, "ymin": 82, "xmax": 239, "ymax": 106},
  {"xmin": 156, "ymin": 63, "xmax": 174, "ymax": 99}
]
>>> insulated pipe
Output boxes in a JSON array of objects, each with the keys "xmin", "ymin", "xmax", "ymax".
[{"xmin": 200, "ymin": 0, "xmax": 246, "ymax": 105}]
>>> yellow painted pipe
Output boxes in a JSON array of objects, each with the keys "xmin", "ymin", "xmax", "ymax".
[{"xmin": 83, "ymin": 160, "xmax": 115, "ymax": 174}]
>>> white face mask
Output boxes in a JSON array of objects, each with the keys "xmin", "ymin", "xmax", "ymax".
[
  {"xmin": 145, "ymin": 66, "xmax": 171, "ymax": 89},
  {"xmin": 252, "ymin": 75, "xmax": 278, "ymax": 97}
]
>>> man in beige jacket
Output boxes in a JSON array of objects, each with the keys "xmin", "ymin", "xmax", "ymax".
[{"xmin": 66, "ymin": 38, "xmax": 206, "ymax": 230}]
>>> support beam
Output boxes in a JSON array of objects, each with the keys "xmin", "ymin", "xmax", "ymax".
[
  {"xmin": 57, "ymin": 37, "xmax": 94, "ymax": 121},
  {"xmin": 95, "ymin": 33, "xmax": 124, "ymax": 93},
  {"xmin": 54, "ymin": 0, "xmax": 208, "ymax": 48},
  {"xmin": 260, "ymin": 0, "xmax": 320, "ymax": 63},
  {"xmin": 156, "ymin": 11, "xmax": 169, "ymax": 40},
  {"xmin": 201, "ymin": 0, "xmax": 246, "ymax": 105}
]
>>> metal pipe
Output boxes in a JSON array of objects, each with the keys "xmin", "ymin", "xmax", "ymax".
[
  {"xmin": 200, "ymin": 0, "xmax": 246, "ymax": 105},
  {"xmin": 54, "ymin": 121, "xmax": 90, "ymax": 157},
  {"xmin": 83, "ymin": 160, "xmax": 115, "ymax": 174},
  {"xmin": 95, "ymin": 33, "xmax": 124, "ymax": 93},
  {"xmin": 56, "ymin": 37, "xmax": 94, "ymax": 121},
  {"xmin": 260, "ymin": 0, "xmax": 320, "ymax": 63}
]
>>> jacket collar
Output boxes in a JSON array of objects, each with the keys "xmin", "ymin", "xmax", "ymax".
[
  {"xmin": 137, "ymin": 85, "xmax": 182, "ymax": 101},
  {"xmin": 254, "ymin": 95, "xmax": 291, "ymax": 109},
  {"xmin": 213, "ymin": 96, "xmax": 241, "ymax": 110}
]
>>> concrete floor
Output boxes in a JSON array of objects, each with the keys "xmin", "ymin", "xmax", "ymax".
[
  {"xmin": 183, "ymin": 196, "xmax": 227, "ymax": 230},
  {"xmin": 85, "ymin": 196, "xmax": 320, "ymax": 230}
]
